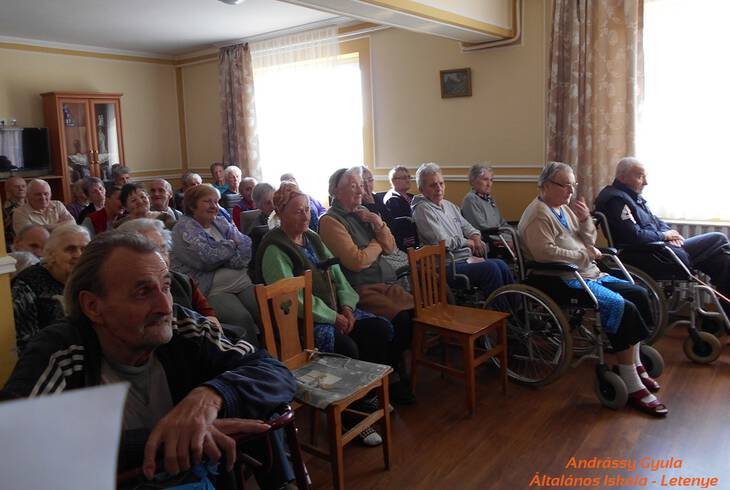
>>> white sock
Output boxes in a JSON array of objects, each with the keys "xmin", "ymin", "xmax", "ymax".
[{"xmin": 618, "ymin": 364, "xmax": 657, "ymax": 402}]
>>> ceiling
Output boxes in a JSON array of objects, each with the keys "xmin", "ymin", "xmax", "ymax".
[{"xmin": 0, "ymin": 0, "xmax": 342, "ymax": 57}]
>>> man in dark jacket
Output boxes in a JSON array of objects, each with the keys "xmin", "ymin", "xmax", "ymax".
[
  {"xmin": 595, "ymin": 157, "xmax": 730, "ymax": 316},
  {"xmin": 2, "ymin": 232, "xmax": 296, "ymax": 483}
]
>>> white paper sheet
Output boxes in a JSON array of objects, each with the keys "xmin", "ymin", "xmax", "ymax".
[{"xmin": 0, "ymin": 383, "xmax": 129, "ymax": 490}]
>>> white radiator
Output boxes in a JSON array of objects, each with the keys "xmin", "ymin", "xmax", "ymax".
[{"xmin": 664, "ymin": 220, "xmax": 730, "ymax": 238}]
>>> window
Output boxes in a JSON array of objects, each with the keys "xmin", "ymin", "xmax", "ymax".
[
  {"xmin": 252, "ymin": 36, "xmax": 370, "ymax": 204},
  {"xmin": 638, "ymin": 0, "xmax": 730, "ymax": 221}
]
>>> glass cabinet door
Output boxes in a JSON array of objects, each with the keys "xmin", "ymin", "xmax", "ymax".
[
  {"xmin": 92, "ymin": 101, "xmax": 122, "ymax": 181},
  {"xmin": 60, "ymin": 100, "xmax": 92, "ymax": 183}
]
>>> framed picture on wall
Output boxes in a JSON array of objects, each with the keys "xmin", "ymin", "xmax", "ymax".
[{"xmin": 440, "ymin": 68, "xmax": 472, "ymax": 98}]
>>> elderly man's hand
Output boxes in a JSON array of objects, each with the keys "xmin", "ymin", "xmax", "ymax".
[
  {"xmin": 587, "ymin": 246, "xmax": 602, "ymax": 260},
  {"xmin": 569, "ymin": 197, "xmax": 591, "ymax": 222},
  {"xmin": 143, "ymin": 386, "xmax": 231, "ymax": 480},
  {"xmin": 664, "ymin": 230, "xmax": 685, "ymax": 246},
  {"xmin": 467, "ymin": 235, "xmax": 486, "ymax": 257},
  {"xmin": 213, "ymin": 418, "xmax": 271, "ymax": 436}
]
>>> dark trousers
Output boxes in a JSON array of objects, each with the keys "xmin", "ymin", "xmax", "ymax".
[
  {"xmin": 451, "ymin": 258, "xmax": 514, "ymax": 296},
  {"xmin": 601, "ymin": 280, "xmax": 651, "ymax": 352},
  {"xmin": 333, "ymin": 317, "xmax": 391, "ymax": 365},
  {"xmin": 677, "ymin": 232, "xmax": 730, "ymax": 316}
]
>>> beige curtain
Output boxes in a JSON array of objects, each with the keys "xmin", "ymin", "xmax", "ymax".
[
  {"xmin": 547, "ymin": 0, "xmax": 644, "ymax": 203},
  {"xmin": 219, "ymin": 43, "xmax": 260, "ymax": 179}
]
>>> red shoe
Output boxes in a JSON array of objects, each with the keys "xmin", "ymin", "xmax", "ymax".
[
  {"xmin": 628, "ymin": 388, "xmax": 668, "ymax": 417},
  {"xmin": 637, "ymin": 365, "xmax": 660, "ymax": 392}
]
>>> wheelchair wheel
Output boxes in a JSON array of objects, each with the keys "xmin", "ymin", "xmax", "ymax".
[
  {"xmin": 594, "ymin": 371, "xmax": 628, "ymax": 410},
  {"xmin": 683, "ymin": 331, "xmax": 722, "ymax": 364},
  {"xmin": 639, "ymin": 344, "xmax": 664, "ymax": 378},
  {"xmin": 626, "ymin": 265, "xmax": 669, "ymax": 344},
  {"xmin": 484, "ymin": 284, "xmax": 572, "ymax": 387}
]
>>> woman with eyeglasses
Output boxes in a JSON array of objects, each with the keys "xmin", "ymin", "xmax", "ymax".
[{"xmin": 518, "ymin": 161, "xmax": 668, "ymax": 417}]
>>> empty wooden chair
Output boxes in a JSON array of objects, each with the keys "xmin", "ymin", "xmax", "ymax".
[{"xmin": 407, "ymin": 241, "xmax": 509, "ymax": 415}]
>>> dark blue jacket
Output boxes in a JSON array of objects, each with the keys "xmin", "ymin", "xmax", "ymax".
[
  {"xmin": 383, "ymin": 189, "xmax": 414, "ymax": 225},
  {"xmin": 594, "ymin": 179, "xmax": 670, "ymax": 246}
]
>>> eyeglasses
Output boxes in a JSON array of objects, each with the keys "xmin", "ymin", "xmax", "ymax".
[{"xmin": 549, "ymin": 180, "xmax": 578, "ymax": 191}]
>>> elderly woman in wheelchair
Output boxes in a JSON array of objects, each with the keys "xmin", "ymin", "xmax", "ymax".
[{"xmin": 494, "ymin": 162, "xmax": 668, "ymax": 416}]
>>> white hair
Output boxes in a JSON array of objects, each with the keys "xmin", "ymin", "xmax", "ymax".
[
  {"xmin": 117, "ymin": 218, "xmax": 172, "ymax": 252},
  {"xmin": 28, "ymin": 178, "xmax": 51, "ymax": 192},
  {"xmin": 149, "ymin": 178, "xmax": 172, "ymax": 195},
  {"xmin": 468, "ymin": 163, "xmax": 493, "ymax": 186},
  {"xmin": 415, "ymin": 162, "xmax": 442, "ymax": 190},
  {"xmin": 43, "ymin": 224, "xmax": 90, "ymax": 256},
  {"xmin": 538, "ymin": 162, "xmax": 574, "ymax": 189},
  {"xmin": 615, "ymin": 157, "xmax": 643, "ymax": 179},
  {"xmin": 224, "ymin": 166, "xmax": 242, "ymax": 179}
]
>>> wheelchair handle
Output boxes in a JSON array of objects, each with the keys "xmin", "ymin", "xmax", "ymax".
[{"xmin": 316, "ymin": 257, "xmax": 341, "ymax": 271}]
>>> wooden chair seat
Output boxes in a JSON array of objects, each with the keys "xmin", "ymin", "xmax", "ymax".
[
  {"xmin": 408, "ymin": 241, "xmax": 510, "ymax": 416},
  {"xmin": 255, "ymin": 270, "xmax": 392, "ymax": 489}
]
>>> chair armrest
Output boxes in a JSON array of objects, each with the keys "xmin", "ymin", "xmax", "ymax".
[
  {"xmin": 525, "ymin": 261, "xmax": 578, "ymax": 272},
  {"xmin": 618, "ymin": 241, "xmax": 667, "ymax": 252},
  {"xmin": 480, "ymin": 227, "xmax": 501, "ymax": 236},
  {"xmin": 597, "ymin": 247, "xmax": 618, "ymax": 255}
]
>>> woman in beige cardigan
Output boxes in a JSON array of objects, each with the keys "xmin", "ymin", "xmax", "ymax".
[{"xmin": 518, "ymin": 162, "xmax": 668, "ymax": 417}]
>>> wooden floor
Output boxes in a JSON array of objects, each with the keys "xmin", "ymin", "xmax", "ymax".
[{"xmin": 302, "ymin": 326, "xmax": 730, "ymax": 489}]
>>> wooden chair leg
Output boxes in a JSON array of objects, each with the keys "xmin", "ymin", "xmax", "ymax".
[
  {"xmin": 284, "ymin": 421, "xmax": 313, "ymax": 490},
  {"xmin": 309, "ymin": 406, "xmax": 318, "ymax": 445},
  {"xmin": 463, "ymin": 335, "xmax": 476, "ymax": 416},
  {"xmin": 326, "ymin": 406, "xmax": 345, "ymax": 490},
  {"xmin": 410, "ymin": 326, "xmax": 423, "ymax": 393},
  {"xmin": 378, "ymin": 376, "xmax": 392, "ymax": 470}
]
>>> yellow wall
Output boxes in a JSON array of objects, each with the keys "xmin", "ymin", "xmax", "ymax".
[
  {"xmin": 0, "ymin": 194, "xmax": 17, "ymax": 384},
  {"xmin": 180, "ymin": 59, "xmax": 221, "ymax": 171},
  {"xmin": 0, "ymin": 47, "xmax": 182, "ymax": 174}
]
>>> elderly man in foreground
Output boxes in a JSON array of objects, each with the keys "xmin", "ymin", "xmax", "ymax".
[
  {"xmin": 2, "ymin": 232, "xmax": 296, "ymax": 486},
  {"xmin": 12, "ymin": 179, "xmax": 74, "ymax": 234},
  {"xmin": 595, "ymin": 157, "xmax": 730, "ymax": 317}
]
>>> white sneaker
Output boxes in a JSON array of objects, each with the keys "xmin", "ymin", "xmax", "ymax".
[{"xmin": 358, "ymin": 426, "xmax": 383, "ymax": 447}]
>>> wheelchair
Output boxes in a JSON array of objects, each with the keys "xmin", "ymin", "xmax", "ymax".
[
  {"xmin": 477, "ymin": 227, "xmax": 664, "ymax": 410},
  {"xmin": 593, "ymin": 212, "xmax": 729, "ymax": 363}
]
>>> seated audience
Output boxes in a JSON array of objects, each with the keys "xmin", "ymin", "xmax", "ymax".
[
  {"xmin": 174, "ymin": 171, "xmax": 202, "ymax": 211},
  {"xmin": 171, "ymin": 184, "xmax": 260, "ymax": 345},
  {"xmin": 210, "ymin": 162, "xmax": 228, "ymax": 194},
  {"xmin": 12, "ymin": 179, "xmax": 74, "ymax": 234},
  {"xmin": 65, "ymin": 180, "xmax": 90, "ymax": 222},
  {"xmin": 81, "ymin": 185, "xmax": 124, "ymax": 238},
  {"xmin": 595, "ymin": 157, "xmax": 730, "ymax": 319},
  {"xmin": 239, "ymin": 177, "xmax": 257, "ymax": 211},
  {"xmin": 382, "ymin": 165, "xmax": 414, "ymax": 223},
  {"xmin": 320, "ymin": 168, "xmax": 415, "ymax": 402},
  {"xmin": 111, "ymin": 165, "xmax": 132, "ymax": 186},
  {"xmin": 115, "ymin": 183, "xmax": 175, "ymax": 230},
  {"xmin": 360, "ymin": 166, "xmax": 390, "ymax": 221},
  {"xmin": 2, "ymin": 232, "xmax": 296, "ymax": 485},
  {"xmin": 461, "ymin": 164, "xmax": 509, "ymax": 230},
  {"xmin": 256, "ymin": 182, "xmax": 393, "ymax": 444},
  {"xmin": 3, "ymin": 175, "xmax": 27, "ymax": 249},
  {"xmin": 11, "ymin": 224, "xmax": 90, "ymax": 354},
  {"xmin": 12, "ymin": 224, "xmax": 49, "ymax": 258},
  {"xmin": 412, "ymin": 163, "xmax": 514, "ymax": 295},
  {"xmin": 279, "ymin": 173, "xmax": 324, "ymax": 231},
  {"xmin": 148, "ymin": 178, "xmax": 183, "ymax": 221},
  {"xmin": 76, "ymin": 176, "xmax": 106, "ymax": 224},
  {"xmin": 251, "ymin": 182, "xmax": 276, "ymax": 228},
  {"xmin": 519, "ymin": 161, "xmax": 667, "ymax": 416}
]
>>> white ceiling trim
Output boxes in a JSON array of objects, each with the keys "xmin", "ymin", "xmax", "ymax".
[{"xmin": 0, "ymin": 35, "xmax": 174, "ymax": 60}]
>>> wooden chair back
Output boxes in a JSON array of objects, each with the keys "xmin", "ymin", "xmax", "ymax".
[
  {"xmin": 255, "ymin": 270, "xmax": 314, "ymax": 370},
  {"xmin": 407, "ymin": 240, "xmax": 448, "ymax": 316}
]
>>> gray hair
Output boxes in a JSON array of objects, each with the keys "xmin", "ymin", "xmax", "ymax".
[
  {"xmin": 15, "ymin": 223, "xmax": 48, "ymax": 242},
  {"xmin": 468, "ymin": 163, "xmax": 493, "ymax": 186},
  {"xmin": 388, "ymin": 165, "xmax": 409, "ymax": 183},
  {"xmin": 328, "ymin": 166, "xmax": 361, "ymax": 198},
  {"xmin": 28, "ymin": 178, "xmax": 51, "ymax": 192},
  {"xmin": 81, "ymin": 176, "xmax": 104, "ymax": 197},
  {"xmin": 415, "ymin": 163, "xmax": 442, "ymax": 190},
  {"xmin": 149, "ymin": 178, "xmax": 172, "ymax": 195},
  {"xmin": 615, "ymin": 156, "xmax": 642, "ymax": 179},
  {"xmin": 182, "ymin": 172, "xmax": 202, "ymax": 187},
  {"xmin": 64, "ymin": 232, "xmax": 159, "ymax": 326},
  {"xmin": 537, "ymin": 161, "xmax": 574, "ymax": 189},
  {"xmin": 112, "ymin": 165, "xmax": 131, "ymax": 177},
  {"xmin": 117, "ymin": 218, "xmax": 172, "ymax": 252},
  {"xmin": 252, "ymin": 182, "xmax": 275, "ymax": 206},
  {"xmin": 224, "ymin": 165, "xmax": 242, "ymax": 180},
  {"xmin": 43, "ymin": 223, "xmax": 90, "ymax": 256},
  {"xmin": 280, "ymin": 173, "xmax": 296, "ymax": 183}
]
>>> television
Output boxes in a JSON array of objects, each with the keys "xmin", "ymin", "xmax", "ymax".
[{"xmin": 0, "ymin": 127, "xmax": 52, "ymax": 176}]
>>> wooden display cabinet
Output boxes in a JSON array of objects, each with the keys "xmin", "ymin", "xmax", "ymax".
[{"xmin": 42, "ymin": 91, "xmax": 125, "ymax": 202}]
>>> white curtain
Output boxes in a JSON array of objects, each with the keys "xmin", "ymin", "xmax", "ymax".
[
  {"xmin": 251, "ymin": 27, "xmax": 364, "ymax": 203},
  {"xmin": 638, "ymin": 0, "xmax": 730, "ymax": 220}
]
